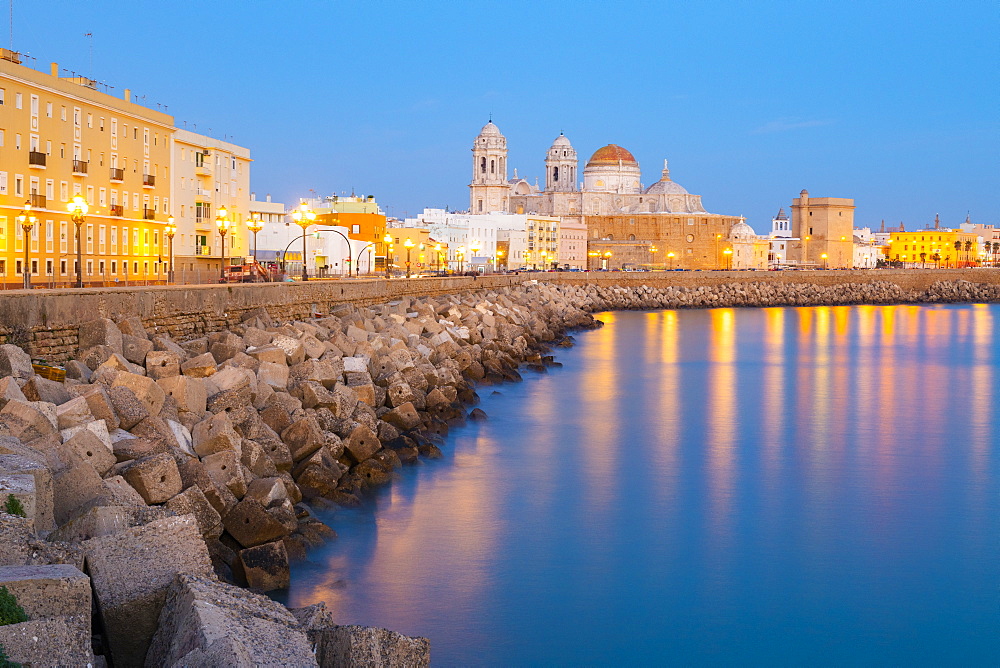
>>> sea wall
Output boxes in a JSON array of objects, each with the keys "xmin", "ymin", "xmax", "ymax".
[{"xmin": 3, "ymin": 269, "xmax": 1000, "ymax": 361}]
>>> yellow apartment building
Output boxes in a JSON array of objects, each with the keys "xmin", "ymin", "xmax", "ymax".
[
  {"xmin": 0, "ymin": 50, "xmax": 175, "ymax": 287},
  {"xmin": 385, "ymin": 228, "xmax": 448, "ymax": 274},
  {"xmin": 886, "ymin": 230, "xmax": 980, "ymax": 267}
]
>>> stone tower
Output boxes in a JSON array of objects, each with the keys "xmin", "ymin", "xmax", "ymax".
[
  {"xmin": 790, "ymin": 189, "xmax": 856, "ymax": 268},
  {"xmin": 469, "ymin": 121, "xmax": 510, "ymax": 214},
  {"xmin": 545, "ymin": 133, "xmax": 578, "ymax": 192}
]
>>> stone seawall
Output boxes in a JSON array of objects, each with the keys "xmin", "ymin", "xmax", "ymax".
[{"xmin": 3, "ymin": 269, "xmax": 1000, "ymax": 361}]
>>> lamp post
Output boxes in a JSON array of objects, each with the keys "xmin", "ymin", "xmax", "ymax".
[
  {"xmin": 247, "ymin": 215, "xmax": 263, "ymax": 267},
  {"xmin": 496, "ymin": 248, "xmax": 505, "ymax": 271},
  {"xmin": 723, "ymin": 247, "xmax": 733, "ymax": 270},
  {"xmin": 457, "ymin": 246, "xmax": 466, "ymax": 273},
  {"xmin": 667, "ymin": 251, "xmax": 675, "ymax": 270},
  {"xmin": 821, "ymin": 252, "xmax": 828, "ymax": 270},
  {"xmin": 67, "ymin": 195, "xmax": 89, "ymax": 288},
  {"xmin": 165, "ymin": 217, "xmax": 176, "ymax": 284},
  {"xmin": 470, "ymin": 240, "xmax": 481, "ymax": 272},
  {"xmin": 16, "ymin": 202, "xmax": 36, "ymax": 290},
  {"xmin": 649, "ymin": 245, "xmax": 658, "ymax": 270},
  {"xmin": 355, "ymin": 242, "xmax": 374, "ymax": 276},
  {"xmin": 603, "ymin": 250, "xmax": 611, "ymax": 270},
  {"xmin": 803, "ymin": 235, "xmax": 810, "ymax": 267},
  {"xmin": 291, "ymin": 203, "xmax": 317, "ymax": 281},
  {"xmin": 434, "ymin": 243, "xmax": 442, "ymax": 274},
  {"xmin": 404, "ymin": 238, "xmax": 415, "ymax": 278},
  {"xmin": 716, "ymin": 233, "xmax": 722, "ymax": 267},
  {"xmin": 216, "ymin": 206, "xmax": 231, "ymax": 283},
  {"xmin": 383, "ymin": 233, "xmax": 393, "ymax": 278}
]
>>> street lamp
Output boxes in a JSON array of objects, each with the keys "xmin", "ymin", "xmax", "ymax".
[
  {"xmin": 803, "ymin": 235, "xmax": 810, "ymax": 267},
  {"xmin": 383, "ymin": 232, "xmax": 393, "ymax": 278},
  {"xmin": 649, "ymin": 245, "xmax": 658, "ymax": 270},
  {"xmin": 496, "ymin": 248, "xmax": 505, "ymax": 271},
  {"xmin": 67, "ymin": 195, "xmax": 89, "ymax": 288},
  {"xmin": 603, "ymin": 250, "xmax": 612, "ymax": 271},
  {"xmin": 723, "ymin": 247, "xmax": 733, "ymax": 270},
  {"xmin": 404, "ymin": 238, "xmax": 415, "ymax": 278},
  {"xmin": 165, "ymin": 216, "xmax": 176, "ymax": 284},
  {"xmin": 457, "ymin": 246, "xmax": 466, "ymax": 273},
  {"xmin": 716, "ymin": 233, "xmax": 722, "ymax": 266},
  {"xmin": 291, "ymin": 203, "xmax": 317, "ymax": 281},
  {"xmin": 247, "ymin": 215, "xmax": 264, "ymax": 267},
  {"xmin": 216, "ymin": 205, "xmax": 231, "ymax": 283},
  {"xmin": 821, "ymin": 252, "xmax": 828, "ymax": 270},
  {"xmin": 434, "ymin": 243, "xmax": 442, "ymax": 274},
  {"xmin": 16, "ymin": 202, "xmax": 36, "ymax": 290},
  {"xmin": 667, "ymin": 251, "xmax": 675, "ymax": 270}
]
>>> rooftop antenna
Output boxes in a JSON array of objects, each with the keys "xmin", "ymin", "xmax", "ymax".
[
  {"xmin": 84, "ymin": 32, "xmax": 93, "ymax": 73},
  {"xmin": 9, "ymin": 0, "xmax": 13, "ymax": 52}
]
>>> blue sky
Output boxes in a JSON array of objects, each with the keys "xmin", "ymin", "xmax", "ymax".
[{"xmin": 16, "ymin": 0, "xmax": 999, "ymax": 232}]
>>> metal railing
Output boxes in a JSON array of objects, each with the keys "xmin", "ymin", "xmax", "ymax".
[
  {"xmin": 110, "ymin": 204, "xmax": 124, "ymax": 217},
  {"xmin": 142, "ymin": 174, "xmax": 156, "ymax": 187},
  {"xmin": 28, "ymin": 151, "xmax": 46, "ymax": 167},
  {"xmin": 143, "ymin": 208, "xmax": 156, "ymax": 220},
  {"xmin": 29, "ymin": 193, "xmax": 46, "ymax": 208},
  {"xmin": 109, "ymin": 168, "xmax": 125, "ymax": 181},
  {"xmin": 196, "ymin": 245, "xmax": 213, "ymax": 256},
  {"xmin": 72, "ymin": 159, "xmax": 88, "ymax": 174}
]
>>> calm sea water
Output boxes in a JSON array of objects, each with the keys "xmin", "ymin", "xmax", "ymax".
[{"xmin": 285, "ymin": 304, "xmax": 999, "ymax": 666}]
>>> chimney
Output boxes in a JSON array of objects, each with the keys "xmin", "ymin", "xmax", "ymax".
[
  {"xmin": 266, "ymin": 194, "xmax": 272, "ymax": 203},
  {"xmin": 124, "ymin": 88, "xmax": 131, "ymax": 103},
  {"xmin": 50, "ymin": 62, "xmax": 58, "ymax": 76}
]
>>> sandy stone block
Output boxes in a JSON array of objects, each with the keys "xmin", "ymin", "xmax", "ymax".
[
  {"xmin": 180, "ymin": 352, "xmax": 217, "ymax": 378},
  {"xmin": 192, "ymin": 412, "xmax": 241, "ymax": 457},
  {"xmin": 344, "ymin": 424, "xmax": 380, "ymax": 464},
  {"xmin": 248, "ymin": 345, "xmax": 287, "ymax": 366},
  {"xmin": 157, "ymin": 374, "xmax": 207, "ymax": 415},
  {"xmin": 0, "ymin": 617, "xmax": 95, "ymax": 668},
  {"xmin": 244, "ymin": 477, "xmax": 288, "ymax": 509},
  {"xmin": 257, "ymin": 361, "xmax": 290, "ymax": 390},
  {"xmin": 239, "ymin": 540, "xmax": 290, "ymax": 592},
  {"xmin": 0, "ymin": 455, "xmax": 53, "ymax": 532},
  {"xmin": 82, "ymin": 514, "xmax": 213, "ymax": 668},
  {"xmin": 123, "ymin": 333, "xmax": 155, "ymax": 365},
  {"xmin": 0, "ymin": 563, "xmax": 91, "ymax": 642},
  {"xmin": 107, "ymin": 385, "xmax": 150, "ymax": 430},
  {"xmin": 281, "ymin": 417, "xmax": 325, "ymax": 462},
  {"xmin": 271, "ymin": 334, "xmax": 306, "ymax": 366},
  {"xmin": 103, "ymin": 474, "xmax": 150, "ymax": 507},
  {"xmin": 146, "ymin": 350, "xmax": 181, "ymax": 380},
  {"xmin": 47, "ymin": 504, "xmax": 172, "ymax": 543},
  {"xmin": 80, "ymin": 385, "xmax": 121, "ymax": 431},
  {"xmin": 62, "ymin": 428, "xmax": 116, "ymax": 476},
  {"xmin": 0, "ymin": 399, "xmax": 57, "ymax": 436},
  {"xmin": 61, "ymin": 418, "xmax": 113, "ymax": 454},
  {"xmin": 0, "ymin": 376, "xmax": 27, "ymax": 410},
  {"xmin": 21, "ymin": 376, "xmax": 72, "ymax": 405},
  {"xmin": 52, "ymin": 458, "xmax": 108, "ymax": 526},
  {"xmin": 145, "ymin": 573, "xmax": 317, "ymax": 667},
  {"xmin": 54, "ymin": 395, "xmax": 95, "ymax": 430},
  {"xmin": 223, "ymin": 498, "xmax": 290, "ymax": 548},
  {"xmin": 122, "ymin": 453, "xmax": 183, "ymax": 505},
  {"xmin": 0, "ymin": 474, "xmax": 36, "ymax": 525},
  {"xmin": 382, "ymin": 402, "xmax": 422, "ymax": 432},
  {"xmin": 113, "ymin": 372, "xmax": 166, "ymax": 416}
]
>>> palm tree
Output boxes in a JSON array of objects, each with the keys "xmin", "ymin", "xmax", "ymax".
[
  {"xmin": 965, "ymin": 240, "xmax": 973, "ymax": 266},
  {"xmin": 985, "ymin": 241, "xmax": 993, "ymax": 267},
  {"xmin": 954, "ymin": 240, "xmax": 962, "ymax": 267},
  {"xmin": 919, "ymin": 252, "xmax": 927, "ymax": 268}
]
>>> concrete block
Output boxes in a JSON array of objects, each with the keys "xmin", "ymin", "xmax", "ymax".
[
  {"xmin": 123, "ymin": 333, "xmax": 155, "ymax": 365},
  {"xmin": 244, "ymin": 477, "xmax": 288, "ymax": 509},
  {"xmin": 281, "ymin": 417, "xmax": 325, "ymax": 462},
  {"xmin": 0, "ymin": 344, "xmax": 33, "ymax": 379},
  {"xmin": 62, "ymin": 428, "xmax": 116, "ymax": 476},
  {"xmin": 202, "ymin": 449, "xmax": 247, "ymax": 499},
  {"xmin": 248, "ymin": 345, "xmax": 287, "ymax": 366},
  {"xmin": 47, "ymin": 504, "xmax": 173, "ymax": 542},
  {"xmin": 166, "ymin": 485, "xmax": 222, "ymax": 539},
  {"xmin": 223, "ymin": 498, "xmax": 290, "ymax": 548},
  {"xmin": 0, "ymin": 617, "xmax": 95, "ymax": 667},
  {"xmin": 0, "ymin": 474, "xmax": 36, "ymax": 526},
  {"xmin": 61, "ymin": 418, "xmax": 113, "ymax": 455},
  {"xmin": 0, "ymin": 454, "xmax": 53, "ymax": 532},
  {"xmin": 54, "ymin": 395, "xmax": 95, "ymax": 430},
  {"xmin": 239, "ymin": 540, "xmax": 290, "ymax": 592},
  {"xmin": 80, "ymin": 385, "xmax": 121, "ymax": 431},
  {"xmin": 192, "ymin": 412, "xmax": 241, "ymax": 457},
  {"xmin": 52, "ymin": 458, "xmax": 109, "ymax": 525},
  {"xmin": 145, "ymin": 573, "xmax": 317, "ymax": 667},
  {"xmin": 0, "ymin": 563, "xmax": 91, "ymax": 636},
  {"xmin": 343, "ymin": 355, "xmax": 368, "ymax": 373},
  {"xmin": 382, "ymin": 402, "xmax": 422, "ymax": 432},
  {"xmin": 271, "ymin": 334, "xmax": 306, "ymax": 366},
  {"xmin": 0, "ymin": 376, "xmax": 27, "ymax": 410},
  {"xmin": 107, "ymin": 385, "xmax": 151, "ymax": 430},
  {"xmin": 157, "ymin": 374, "xmax": 207, "ymax": 415},
  {"xmin": 152, "ymin": 335, "xmax": 187, "ymax": 358},
  {"xmin": 79, "ymin": 318, "xmax": 124, "ymax": 355},
  {"xmin": 20, "ymin": 376, "xmax": 72, "ymax": 405},
  {"xmin": 0, "ymin": 399, "xmax": 57, "ymax": 436},
  {"xmin": 82, "ymin": 514, "xmax": 213, "ymax": 668},
  {"xmin": 116, "ymin": 315, "xmax": 149, "ymax": 340},
  {"xmin": 205, "ymin": 367, "xmax": 252, "ymax": 413},
  {"xmin": 344, "ymin": 424, "xmax": 380, "ymax": 464},
  {"xmin": 112, "ymin": 372, "xmax": 166, "ymax": 416},
  {"xmin": 0, "ymin": 512, "xmax": 83, "ymax": 569},
  {"xmin": 121, "ymin": 453, "xmax": 183, "ymax": 505},
  {"xmin": 103, "ymin": 474, "xmax": 150, "ymax": 507},
  {"xmin": 316, "ymin": 625, "xmax": 430, "ymax": 668},
  {"xmin": 257, "ymin": 361, "xmax": 290, "ymax": 390}
]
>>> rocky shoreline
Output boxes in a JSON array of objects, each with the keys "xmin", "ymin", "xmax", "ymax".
[
  {"xmin": 0, "ymin": 281, "xmax": 598, "ymax": 666},
  {"xmin": 0, "ymin": 277, "xmax": 997, "ymax": 666}
]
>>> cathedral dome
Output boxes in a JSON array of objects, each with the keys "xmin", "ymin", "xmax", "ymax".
[
  {"xmin": 551, "ymin": 133, "xmax": 572, "ymax": 148},
  {"xmin": 586, "ymin": 144, "xmax": 637, "ymax": 166},
  {"xmin": 478, "ymin": 121, "xmax": 503, "ymax": 137},
  {"xmin": 730, "ymin": 220, "xmax": 755, "ymax": 240}
]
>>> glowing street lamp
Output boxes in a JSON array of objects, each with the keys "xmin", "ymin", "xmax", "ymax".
[
  {"xmin": 457, "ymin": 246, "xmax": 466, "ymax": 273},
  {"xmin": 16, "ymin": 202, "xmax": 36, "ymax": 290},
  {"xmin": 67, "ymin": 195, "xmax": 89, "ymax": 288},
  {"xmin": 383, "ymin": 233, "xmax": 393, "ymax": 278},
  {"xmin": 649, "ymin": 245, "xmax": 658, "ymax": 270},
  {"xmin": 524, "ymin": 250, "xmax": 531, "ymax": 270},
  {"xmin": 404, "ymin": 238, "xmax": 415, "ymax": 278},
  {"xmin": 165, "ymin": 216, "xmax": 177, "ymax": 284},
  {"xmin": 496, "ymin": 248, "xmax": 505, "ymax": 271},
  {"xmin": 603, "ymin": 250, "xmax": 612, "ymax": 271},
  {"xmin": 821, "ymin": 252, "xmax": 828, "ymax": 270},
  {"xmin": 434, "ymin": 243, "xmax": 443, "ymax": 274},
  {"xmin": 291, "ymin": 203, "xmax": 317, "ymax": 281},
  {"xmin": 247, "ymin": 215, "xmax": 264, "ymax": 266},
  {"xmin": 803, "ymin": 235, "xmax": 810, "ymax": 266},
  {"xmin": 667, "ymin": 251, "xmax": 675, "ymax": 270},
  {"xmin": 723, "ymin": 247, "xmax": 733, "ymax": 270},
  {"xmin": 216, "ymin": 205, "xmax": 231, "ymax": 283}
]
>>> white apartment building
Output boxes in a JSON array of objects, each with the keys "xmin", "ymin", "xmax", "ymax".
[{"xmin": 170, "ymin": 129, "xmax": 250, "ymax": 280}]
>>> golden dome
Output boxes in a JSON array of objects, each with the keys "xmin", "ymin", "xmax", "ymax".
[{"xmin": 587, "ymin": 144, "xmax": 637, "ymax": 165}]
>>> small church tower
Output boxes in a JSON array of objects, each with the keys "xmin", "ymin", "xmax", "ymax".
[
  {"xmin": 771, "ymin": 207, "xmax": 791, "ymax": 238},
  {"xmin": 545, "ymin": 133, "xmax": 578, "ymax": 193}
]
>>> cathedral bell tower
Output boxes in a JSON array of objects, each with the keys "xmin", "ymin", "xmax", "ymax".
[
  {"xmin": 545, "ymin": 133, "xmax": 578, "ymax": 192},
  {"xmin": 469, "ymin": 121, "xmax": 510, "ymax": 213}
]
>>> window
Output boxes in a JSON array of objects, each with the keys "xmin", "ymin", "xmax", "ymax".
[
  {"xmin": 0, "ymin": 129, "xmax": 4, "ymax": 147},
  {"xmin": 60, "ymin": 259, "xmax": 66, "ymax": 275},
  {"xmin": 0, "ymin": 173, "xmax": 6, "ymax": 195},
  {"xmin": 0, "ymin": 89, "xmax": 4, "ymax": 105},
  {"xmin": 46, "ymin": 102, "xmax": 52, "ymax": 118},
  {"xmin": 60, "ymin": 106, "xmax": 66, "ymax": 121},
  {"xmin": 14, "ymin": 93, "xmax": 22, "ymax": 109},
  {"xmin": 14, "ymin": 175, "xmax": 23, "ymax": 197}
]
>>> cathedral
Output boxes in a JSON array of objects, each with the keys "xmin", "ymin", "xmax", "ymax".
[{"xmin": 468, "ymin": 121, "xmax": 710, "ymax": 218}]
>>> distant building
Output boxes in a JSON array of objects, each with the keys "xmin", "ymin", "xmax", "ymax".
[
  {"xmin": 788, "ymin": 190, "xmax": 855, "ymax": 269},
  {"xmin": 886, "ymin": 229, "xmax": 979, "ymax": 267}
]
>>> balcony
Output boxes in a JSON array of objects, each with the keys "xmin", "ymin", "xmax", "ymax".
[
  {"xmin": 109, "ymin": 167, "xmax": 125, "ymax": 182},
  {"xmin": 72, "ymin": 160, "xmax": 88, "ymax": 175},
  {"xmin": 142, "ymin": 174, "xmax": 156, "ymax": 188},
  {"xmin": 196, "ymin": 188, "xmax": 212, "ymax": 199},
  {"xmin": 196, "ymin": 245, "xmax": 213, "ymax": 256},
  {"xmin": 195, "ymin": 162, "xmax": 211, "ymax": 176},
  {"xmin": 143, "ymin": 208, "xmax": 156, "ymax": 221},
  {"xmin": 110, "ymin": 204, "xmax": 124, "ymax": 217},
  {"xmin": 29, "ymin": 194, "xmax": 46, "ymax": 209},
  {"xmin": 28, "ymin": 151, "xmax": 46, "ymax": 168}
]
